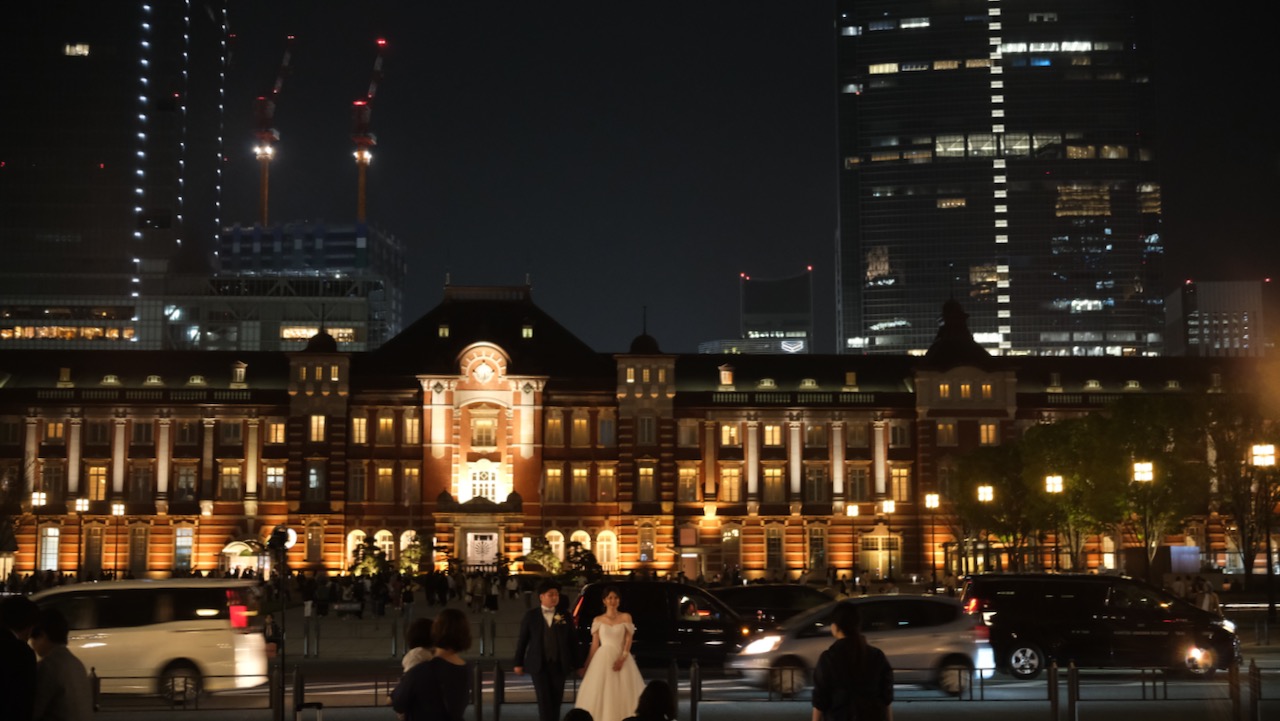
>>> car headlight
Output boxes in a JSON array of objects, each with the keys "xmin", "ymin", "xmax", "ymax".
[
  {"xmin": 741, "ymin": 635, "xmax": 783, "ymax": 655},
  {"xmin": 1214, "ymin": 618, "xmax": 1236, "ymax": 634}
]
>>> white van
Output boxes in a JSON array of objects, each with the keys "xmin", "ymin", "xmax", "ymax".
[{"xmin": 31, "ymin": 579, "xmax": 268, "ymax": 699}]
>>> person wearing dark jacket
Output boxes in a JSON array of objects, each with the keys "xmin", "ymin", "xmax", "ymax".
[
  {"xmin": 811, "ymin": 603, "xmax": 894, "ymax": 721},
  {"xmin": 1, "ymin": 595, "xmax": 40, "ymax": 721},
  {"xmin": 514, "ymin": 580, "xmax": 583, "ymax": 721},
  {"xmin": 622, "ymin": 679, "xmax": 675, "ymax": 721},
  {"xmin": 391, "ymin": 608, "xmax": 471, "ymax": 721}
]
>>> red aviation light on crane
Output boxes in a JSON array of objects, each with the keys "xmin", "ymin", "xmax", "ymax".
[{"xmin": 376, "ymin": 38, "xmax": 387, "ymax": 47}]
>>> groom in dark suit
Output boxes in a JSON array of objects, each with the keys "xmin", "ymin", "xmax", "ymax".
[{"xmin": 514, "ymin": 579, "xmax": 582, "ymax": 721}]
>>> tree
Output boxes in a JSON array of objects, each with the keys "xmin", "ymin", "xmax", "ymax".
[
  {"xmin": 351, "ymin": 538, "xmax": 390, "ymax": 577},
  {"xmin": 560, "ymin": 541, "xmax": 604, "ymax": 584},
  {"xmin": 952, "ymin": 444, "xmax": 1048, "ymax": 572},
  {"xmin": 398, "ymin": 533, "xmax": 425, "ymax": 574},
  {"xmin": 521, "ymin": 537, "xmax": 562, "ymax": 575},
  {"xmin": 1203, "ymin": 394, "xmax": 1277, "ymax": 589}
]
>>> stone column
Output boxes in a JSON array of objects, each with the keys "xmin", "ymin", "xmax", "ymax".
[
  {"xmin": 872, "ymin": 419, "xmax": 888, "ymax": 497},
  {"xmin": 67, "ymin": 417, "xmax": 83, "ymax": 495}
]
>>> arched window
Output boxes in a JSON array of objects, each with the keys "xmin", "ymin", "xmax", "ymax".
[
  {"xmin": 570, "ymin": 529, "xmax": 591, "ymax": 552},
  {"xmin": 347, "ymin": 530, "xmax": 367, "ymax": 564},
  {"xmin": 376, "ymin": 529, "xmax": 395, "ymax": 561},
  {"xmin": 400, "ymin": 530, "xmax": 419, "ymax": 552},
  {"xmin": 546, "ymin": 530, "xmax": 565, "ymax": 561},
  {"xmin": 595, "ymin": 530, "xmax": 618, "ymax": 572}
]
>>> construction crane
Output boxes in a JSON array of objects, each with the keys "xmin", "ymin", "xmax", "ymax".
[
  {"xmin": 352, "ymin": 38, "xmax": 387, "ymax": 223},
  {"xmin": 252, "ymin": 35, "xmax": 295, "ymax": 227}
]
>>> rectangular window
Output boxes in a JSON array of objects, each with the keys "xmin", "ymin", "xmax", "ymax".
[
  {"xmin": 330, "ymin": 364, "xmax": 340, "ymax": 382},
  {"xmin": 803, "ymin": 465, "xmax": 830, "ymax": 503},
  {"xmin": 85, "ymin": 420, "xmax": 111, "ymax": 445},
  {"xmin": 937, "ymin": 421, "xmax": 958, "ymax": 446},
  {"xmin": 677, "ymin": 466, "xmax": 698, "ymax": 502},
  {"xmin": 40, "ymin": 463, "xmax": 65, "ymax": 499},
  {"xmin": 45, "ymin": 421, "xmax": 65, "ymax": 443},
  {"xmin": 545, "ymin": 417, "xmax": 564, "ymax": 446},
  {"xmin": 889, "ymin": 422, "xmax": 911, "ymax": 447},
  {"xmin": 677, "ymin": 420, "xmax": 699, "ymax": 447},
  {"xmin": 847, "ymin": 467, "xmax": 870, "ymax": 501},
  {"xmin": 981, "ymin": 383, "xmax": 993, "ymax": 399},
  {"xmin": 128, "ymin": 465, "xmax": 152, "ymax": 502},
  {"xmin": 38, "ymin": 527, "xmax": 59, "ymax": 572},
  {"xmin": 960, "ymin": 383, "xmax": 972, "ymax": 399},
  {"xmin": 763, "ymin": 467, "xmax": 786, "ymax": 503},
  {"xmin": 636, "ymin": 467, "xmax": 656, "ymax": 503},
  {"xmin": 637, "ymin": 416, "xmax": 656, "ymax": 445},
  {"xmin": 980, "ymin": 422, "xmax": 1000, "ymax": 445},
  {"xmin": 218, "ymin": 420, "xmax": 241, "ymax": 445},
  {"xmin": 309, "ymin": 415, "xmax": 326, "ymax": 442},
  {"xmin": 544, "ymin": 467, "xmax": 564, "ymax": 503},
  {"xmin": 846, "ymin": 423, "xmax": 869, "ymax": 448},
  {"xmin": 267, "ymin": 421, "xmax": 286, "ymax": 444},
  {"xmin": 805, "ymin": 424, "xmax": 827, "ymax": 447},
  {"xmin": 721, "ymin": 423, "xmax": 741, "ymax": 447},
  {"xmin": 175, "ymin": 421, "xmax": 199, "ymax": 445},
  {"xmin": 403, "ymin": 416, "xmax": 421, "ymax": 445},
  {"xmin": 597, "ymin": 465, "xmax": 616, "ymax": 502},
  {"xmin": 377, "ymin": 416, "xmax": 395, "ymax": 444},
  {"xmin": 174, "ymin": 466, "xmax": 197, "ymax": 502},
  {"xmin": 938, "ymin": 383, "xmax": 951, "ymax": 399},
  {"xmin": 598, "ymin": 417, "xmax": 616, "ymax": 447},
  {"xmin": 808, "ymin": 527, "xmax": 827, "ymax": 570},
  {"xmin": 351, "ymin": 417, "xmax": 368, "ymax": 444},
  {"xmin": 472, "ymin": 418, "xmax": 497, "ymax": 448},
  {"xmin": 765, "ymin": 527, "xmax": 784, "ymax": 571},
  {"xmin": 571, "ymin": 466, "xmax": 590, "ymax": 503},
  {"xmin": 347, "ymin": 463, "xmax": 365, "ymax": 502},
  {"xmin": 174, "ymin": 527, "xmax": 194, "ymax": 572},
  {"xmin": 86, "ymin": 464, "xmax": 108, "ymax": 501},
  {"xmin": 891, "ymin": 466, "xmax": 911, "ymax": 501},
  {"xmin": 571, "ymin": 415, "xmax": 590, "ymax": 447},
  {"xmin": 376, "ymin": 466, "xmax": 394, "ymax": 502},
  {"xmin": 218, "ymin": 464, "xmax": 242, "ymax": 501},
  {"xmin": 128, "ymin": 525, "xmax": 148, "ymax": 576},
  {"xmin": 719, "ymin": 466, "xmax": 742, "ymax": 503},
  {"xmin": 763, "ymin": 424, "xmax": 783, "ymax": 447},
  {"xmin": 264, "ymin": 466, "xmax": 286, "ymax": 501},
  {"xmin": 403, "ymin": 466, "xmax": 421, "ymax": 505}
]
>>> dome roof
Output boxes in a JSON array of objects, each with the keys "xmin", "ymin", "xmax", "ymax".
[
  {"xmin": 629, "ymin": 333, "xmax": 661, "ymax": 355},
  {"xmin": 304, "ymin": 330, "xmax": 339, "ymax": 353}
]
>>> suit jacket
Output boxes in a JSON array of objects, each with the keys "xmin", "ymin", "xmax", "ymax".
[
  {"xmin": 1, "ymin": 630, "xmax": 37, "ymax": 721},
  {"xmin": 514, "ymin": 606, "xmax": 580, "ymax": 675}
]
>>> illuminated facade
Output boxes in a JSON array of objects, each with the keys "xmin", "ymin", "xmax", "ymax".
[
  {"xmin": 1, "ymin": 287, "xmax": 1266, "ymax": 582},
  {"xmin": 836, "ymin": 0, "xmax": 1164, "ymax": 356}
]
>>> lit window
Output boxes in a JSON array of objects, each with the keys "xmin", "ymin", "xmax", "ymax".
[
  {"xmin": 330, "ymin": 364, "xmax": 340, "ymax": 382},
  {"xmin": 351, "ymin": 416, "xmax": 368, "ymax": 444},
  {"xmin": 981, "ymin": 383, "xmax": 993, "ymax": 399},
  {"xmin": 438, "ymin": 324, "xmax": 449, "ymax": 338},
  {"xmin": 678, "ymin": 466, "xmax": 698, "ymax": 502},
  {"xmin": 309, "ymin": 415, "xmax": 326, "ymax": 442},
  {"xmin": 403, "ymin": 416, "xmax": 420, "ymax": 445},
  {"xmin": 522, "ymin": 324, "xmax": 533, "ymax": 339},
  {"xmin": 64, "ymin": 44, "xmax": 90, "ymax": 57},
  {"xmin": 868, "ymin": 63, "xmax": 900, "ymax": 75},
  {"xmin": 571, "ymin": 415, "xmax": 590, "ymax": 447},
  {"xmin": 763, "ymin": 424, "xmax": 783, "ymax": 447},
  {"xmin": 45, "ymin": 421, "xmax": 66, "ymax": 443},
  {"xmin": 636, "ymin": 467, "xmax": 656, "ymax": 502},
  {"xmin": 721, "ymin": 423, "xmax": 740, "ymax": 447},
  {"xmin": 545, "ymin": 417, "xmax": 564, "ymax": 446},
  {"xmin": 267, "ymin": 421, "xmax": 286, "ymax": 444},
  {"xmin": 597, "ymin": 465, "xmax": 616, "ymax": 502},
  {"xmin": 472, "ymin": 418, "xmax": 496, "ymax": 448},
  {"xmin": 626, "ymin": 367, "xmax": 635, "ymax": 384},
  {"xmin": 937, "ymin": 421, "xmax": 958, "ymax": 446},
  {"xmin": 938, "ymin": 383, "xmax": 951, "ymax": 399},
  {"xmin": 980, "ymin": 422, "xmax": 999, "ymax": 445},
  {"xmin": 960, "ymin": 384, "xmax": 972, "ymax": 399},
  {"xmin": 572, "ymin": 466, "xmax": 590, "ymax": 503},
  {"xmin": 890, "ymin": 467, "xmax": 911, "ymax": 501},
  {"xmin": 377, "ymin": 416, "xmax": 394, "ymax": 444},
  {"xmin": 763, "ymin": 467, "xmax": 785, "ymax": 502},
  {"xmin": 720, "ymin": 466, "xmax": 742, "ymax": 503},
  {"xmin": 545, "ymin": 467, "xmax": 564, "ymax": 503}
]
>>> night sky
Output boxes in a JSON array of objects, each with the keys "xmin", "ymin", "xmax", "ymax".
[{"xmin": 220, "ymin": 2, "xmax": 1278, "ymax": 354}]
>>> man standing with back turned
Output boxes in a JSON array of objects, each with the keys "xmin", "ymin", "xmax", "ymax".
[{"xmin": 514, "ymin": 579, "xmax": 582, "ymax": 721}]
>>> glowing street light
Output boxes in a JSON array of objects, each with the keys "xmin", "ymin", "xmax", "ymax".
[
  {"xmin": 1132, "ymin": 461, "xmax": 1154, "ymax": 483},
  {"xmin": 1045, "ymin": 475, "xmax": 1064, "ymax": 571},
  {"xmin": 112, "ymin": 502, "xmax": 125, "ymax": 578},
  {"xmin": 880, "ymin": 499, "xmax": 896, "ymax": 581},
  {"xmin": 925, "ymin": 493, "xmax": 940, "ymax": 588},
  {"xmin": 977, "ymin": 485, "xmax": 994, "ymax": 503},
  {"xmin": 1251, "ymin": 444, "xmax": 1276, "ymax": 621}
]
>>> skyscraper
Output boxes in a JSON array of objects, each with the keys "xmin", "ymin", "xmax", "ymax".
[{"xmin": 835, "ymin": 0, "xmax": 1163, "ymax": 356}]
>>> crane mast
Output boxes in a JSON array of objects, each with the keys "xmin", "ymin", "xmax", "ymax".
[
  {"xmin": 252, "ymin": 35, "xmax": 295, "ymax": 227},
  {"xmin": 353, "ymin": 38, "xmax": 387, "ymax": 223}
]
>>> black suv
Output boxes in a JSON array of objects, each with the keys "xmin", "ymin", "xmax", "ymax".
[
  {"xmin": 961, "ymin": 573, "xmax": 1240, "ymax": 679},
  {"xmin": 571, "ymin": 581, "xmax": 751, "ymax": 667},
  {"xmin": 709, "ymin": 584, "xmax": 834, "ymax": 632}
]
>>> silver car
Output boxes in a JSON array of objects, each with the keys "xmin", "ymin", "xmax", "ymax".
[{"xmin": 729, "ymin": 595, "xmax": 995, "ymax": 696}]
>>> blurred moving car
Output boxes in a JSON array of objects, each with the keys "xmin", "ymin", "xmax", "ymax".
[
  {"xmin": 729, "ymin": 595, "xmax": 994, "ymax": 696},
  {"xmin": 572, "ymin": 580, "xmax": 751, "ymax": 667},
  {"xmin": 31, "ymin": 579, "xmax": 268, "ymax": 699},
  {"xmin": 961, "ymin": 573, "xmax": 1240, "ymax": 680},
  {"xmin": 709, "ymin": 583, "xmax": 834, "ymax": 632}
]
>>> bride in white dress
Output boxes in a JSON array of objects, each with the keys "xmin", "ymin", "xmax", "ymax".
[{"xmin": 575, "ymin": 586, "xmax": 645, "ymax": 721}]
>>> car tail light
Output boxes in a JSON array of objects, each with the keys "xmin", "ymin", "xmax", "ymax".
[
  {"xmin": 571, "ymin": 595, "xmax": 583, "ymax": 623},
  {"xmin": 972, "ymin": 622, "xmax": 990, "ymax": 642},
  {"xmin": 964, "ymin": 597, "xmax": 981, "ymax": 615}
]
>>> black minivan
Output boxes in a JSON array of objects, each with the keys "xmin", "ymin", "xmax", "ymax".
[
  {"xmin": 571, "ymin": 581, "xmax": 751, "ymax": 667},
  {"xmin": 961, "ymin": 573, "xmax": 1240, "ymax": 679}
]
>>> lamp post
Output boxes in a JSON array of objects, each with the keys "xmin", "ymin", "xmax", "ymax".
[
  {"xmin": 925, "ymin": 493, "xmax": 940, "ymax": 590},
  {"xmin": 74, "ymin": 498, "xmax": 89, "ymax": 580},
  {"xmin": 977, "ymin": 485, "xmax": 994, "ymax": 572},
  {"xmin": 1251, "ymin": 444, "xmax": 1276, "ymax": 622},
  {"xmin": 111, "ymin": 502, "xmax": 125, "ymax": 578},
  {"xmin": 1046, "ymin": 475, "xmax": 1064, "ymax": 571},
  {"xmin": 881, "ymin": 499, "xmax": 896, "ymax": 581},
  {"xmin": 1132, "ymin": 461, "xmax": 1154, "ymax": 583},
  {"xmin": 31, "ymin": 491, "xmax": 47, "ymax": 571}
]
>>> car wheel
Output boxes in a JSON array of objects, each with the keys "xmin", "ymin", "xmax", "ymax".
[
  {"xmin": 771, "ymin": 657, "xmax": 807, "ymax": 697},
  {"xmin": 159, "ymin": 661, "xmax": 202, "ymax": 703},
  {"xmin": 935, "ymin": 656, "xmax": 973, "ymax": 696},
  {"xmin": 1175, "ymin": 645, "xmax": 1217, "ymax": 679},
  {"xmin": 1006, "ymin": 643, "xmax": 1045, "ymax": 680}
]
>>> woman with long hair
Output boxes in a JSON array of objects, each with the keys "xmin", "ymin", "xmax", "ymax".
[
  {"xmin": 576, "ymin": 585, "xmax": 646, "ymax": 721},
  {"xmin": 811, "ymin": 603, "xmax": 893, "ymax": 721},
  {"xmin": 391, "ymin": 608, "xmax": 472, "ymax": 721}
]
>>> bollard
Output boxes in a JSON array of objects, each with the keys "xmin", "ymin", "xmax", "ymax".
[
  {"xmin": 1248, "ymin": 659, "xmax": 1260, "ymax": 721},
  {"xmin": 494, "ymin": 665, "xmax": 505, "ymax": 721},
  {"xmin": 90, "ymin": 667, "xmax": 101, "ymax": 711},
  {"xmin": 1067, "ymin": 661, "xmax": 1078, "ymax": 721},
  {"xmin": 314, "ymin": 616, "xmax": 321, "ymax": 658},
  {"xmin": 473, "ymin": 663, "xmax": 485, "ymax": 721},
  {"xmin": 690, "ymin": 660, "xmax": 700, "ymax": 721},
  {"xmin": 668, "ymin": 659, "xmax": 679, "ymax": 714},
  {"xmin": 1047, "ymin": 661, "xmax": 1059, "ymax": 721},
  {"xmin": 1229, "ymin": 661, "xmax": 1240, "ymax": 721}
]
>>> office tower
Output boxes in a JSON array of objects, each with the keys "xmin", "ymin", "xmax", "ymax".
[
  {"xmin": 1165, "ymin": 280, "xmax": 1273, "ymax": 357},
  {"xmin": 836, "ymin": 0, "xmax": 1163, "ymax": 356},
  {"xmin": 699, "ymin": 269, "xmax": 815, "ymax": 354}
]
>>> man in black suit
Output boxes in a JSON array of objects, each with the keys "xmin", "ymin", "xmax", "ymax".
[
  {"xmin": 1, "ymin": 595, "xmax": 40, "ymax": 721},
  {"xmin": 514, "ymin": 579, "xmax": 582, "ymax": 721}
]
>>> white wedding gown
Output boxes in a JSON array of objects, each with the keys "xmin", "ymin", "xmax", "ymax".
[{"xmin": 575, "ymin": 618, "xmax": 645, "ymax": 721}]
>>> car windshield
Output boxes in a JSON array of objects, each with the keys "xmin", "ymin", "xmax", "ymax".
[{"xmin": 777, "ymin": 600, "xmax": 838, "ymax": 632}]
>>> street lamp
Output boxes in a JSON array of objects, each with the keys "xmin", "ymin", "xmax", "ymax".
[
  {"xmin": 925, "ymin": 493, "xmax": 940, "ymax": 589},
  {"xmin": 112, "ymin": 502, "xmax": 125, "ymax": 578},
  {"xmin": 881, "ymin": 499, "xmax": 896, "ymax": 582},
  {"xmin": 31, "ymin": 491, "xmax": 47, "ymax": 571},
  {"xmin": 977, "ymin": 485, "xmax": 994, "ymax": 571},
  {"xmin": 1251, "ymin": 444, "xmax": 1276, "ymax": 622},
  {"xmin": 1131, "ymin": 461, "xmax": 1154, "ymax": 583},
  {"xmin": 1046, "ymin": 475, "xmax": 1064, "ymax": 571},
  {"xmin": 74, "ymin": 498, "xmax": 89, "ymax": 580}
]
